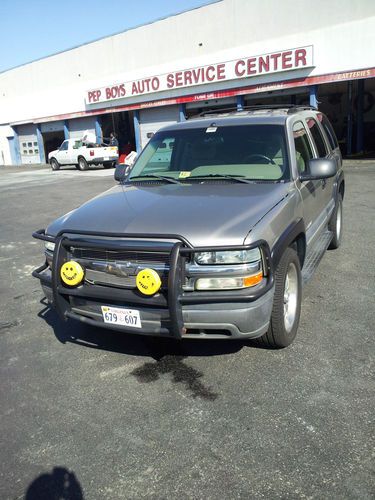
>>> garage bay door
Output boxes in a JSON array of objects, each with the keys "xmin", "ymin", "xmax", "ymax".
[
  {"xmin": 139, "ymin": 106, "xmax": 179, "ymax": 149},
  {"xmin": 18, "ymin": 124, "xmax": 40, "ymax": 164},
  {"xmin": 69, "ymin": 117, "xmax": 97, "ymax": 140}
]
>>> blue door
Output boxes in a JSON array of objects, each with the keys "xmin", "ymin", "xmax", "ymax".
[{"xmin": 8, "ymin": 137, "xmax": 17, "ymax": 165}]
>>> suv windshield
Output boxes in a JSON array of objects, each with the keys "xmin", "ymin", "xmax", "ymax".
[{"xmin": 129, "ymin": 124, "xmax": 290, "ymax": 182}]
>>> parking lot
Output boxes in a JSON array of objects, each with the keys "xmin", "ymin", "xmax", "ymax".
[{"xmin": 0, "ymin": 163, "xmax": 374, "ymax": 499}]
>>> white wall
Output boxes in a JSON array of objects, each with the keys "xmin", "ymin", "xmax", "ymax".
[
  {"xmin": 0, "ymin": 0, "xmax": 375, "ymax": 124},
  {"xmin": 0, "ymin": 126, "xmax": 13, "ymax": 165}
]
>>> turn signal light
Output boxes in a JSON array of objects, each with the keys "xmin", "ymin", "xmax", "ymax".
[{"xmin": 243, "ymin": 271, "xmax": 263, "ymax": 287}]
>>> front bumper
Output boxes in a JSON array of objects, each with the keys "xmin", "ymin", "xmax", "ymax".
[{"xmin": 32, "ymin": 229, "xmax": 274, "ymax": 340}]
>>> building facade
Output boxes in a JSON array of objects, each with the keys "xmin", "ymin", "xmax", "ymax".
[{"xmin": 1, "ymin": 0, "xmax": 375, "ymax": 165}]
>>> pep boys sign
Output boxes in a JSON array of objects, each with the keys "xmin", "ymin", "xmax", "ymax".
[{"xmin": 86, "ymin": 46, "xmax": 313, "ymax": 105}]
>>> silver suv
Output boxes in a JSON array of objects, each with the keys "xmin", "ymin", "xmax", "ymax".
[{"xmin": 33, "ymin": 105, "xmax": 344, "ymax": 348}]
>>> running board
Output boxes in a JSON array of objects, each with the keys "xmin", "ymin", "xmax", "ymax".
[{"xmin": 302, "ymin": 231, "xmax": 333, "ymax": 285}]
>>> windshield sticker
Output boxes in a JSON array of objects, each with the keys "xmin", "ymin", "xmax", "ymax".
[
  {"xmin": 179, "ymin": 171, "xmax": 191, "ymax": 178},
  {"xmin": 206, "ymin": 126, "xmax": 217, "ymax": 133}
]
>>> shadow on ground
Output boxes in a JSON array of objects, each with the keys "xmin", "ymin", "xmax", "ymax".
[
  {"xmin": 37, "ymin": 298, "xmax": 246, "ymax": 360},
  {"xmin": 37, "ymin": 298, "xmax": 259, "ymax": 400},
  {"xmin": 25, "ymin": 466, "xmax": 84, "ymax": 500}
]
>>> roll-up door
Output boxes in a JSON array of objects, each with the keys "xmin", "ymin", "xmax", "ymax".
[
  {"xmin": 69, "ymin": 117, "xmax": 96, "ymax": 139},
  {"xmin": 139, "ymin": 106, "xmax": 179, "ymax": 149},
  {"xmin": 18, "ymin": 124, "xmax": 40, "ymax": 164}
]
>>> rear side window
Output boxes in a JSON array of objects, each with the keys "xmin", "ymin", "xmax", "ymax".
[
  {"xmin": 293, "ymin": 121, "xmax": 313, "ymax": 174},
  {"xmin": 306, "ymin": 117, "xmax": 328, "ymax": 157},
  {"xmin": 318, "ymin": 113, "xmax": 339, "ymax": 150}
]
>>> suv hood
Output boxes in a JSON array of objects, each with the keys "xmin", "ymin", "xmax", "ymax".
[{"xmin": 47, "ymin": 182, "xmax": 290, "ymax": 246}]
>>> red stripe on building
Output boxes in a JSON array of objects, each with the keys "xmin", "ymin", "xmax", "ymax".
[{"xmin": 11, "ymin": 67, "xmax": 375, "ymax": 126}]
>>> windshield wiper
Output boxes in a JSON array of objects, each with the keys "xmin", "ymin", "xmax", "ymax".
[
  {"xmin": 188, "ymin": 174, "xmax": 255, "ymax": 184},
  {"xmin": 128, "ymin": 174, "xmax": 181, "ymax": 184}
]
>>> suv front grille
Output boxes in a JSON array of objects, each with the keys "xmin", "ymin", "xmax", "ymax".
[
  {"xmin": 70, "ymin": 247, "xmax": 170, "ymax": 266},
  {"xmin": 69, "ymin": 246, "xmax": 171, "ymax": 291}
]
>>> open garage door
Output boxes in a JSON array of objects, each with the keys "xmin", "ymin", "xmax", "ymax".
[{"xmin": 41, "ymin": 121, "xmax": 65, "ymax": 161}]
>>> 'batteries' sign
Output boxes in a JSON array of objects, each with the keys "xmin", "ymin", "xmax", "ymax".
[{"xmin": 85, "ymin": 46, "xmax": 313, "ymax": 105}]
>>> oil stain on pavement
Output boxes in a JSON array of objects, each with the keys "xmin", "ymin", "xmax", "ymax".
[{"xmin": 131, "ymin": 355, "xmax": 218, "ymax": 401}]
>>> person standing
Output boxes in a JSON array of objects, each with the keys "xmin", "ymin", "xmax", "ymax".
[{"xmin": 109, "ymin": 132, "xmax": 119, "ymax": 148}]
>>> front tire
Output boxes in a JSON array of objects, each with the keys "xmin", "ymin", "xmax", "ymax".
[
  {"xmin": 259, "ymin": 247, "xmax": 302, "ymax": 348},
  {"xmin": 78, "ymin": 157, "xmax": 89, "ymax": 171},
  {"xmin": 50, "ymin": 158, "xmax": 60, "ymax": 171},
  {"xmin": 328, "ymin": 193, "xmax": 343, "ymax": 250}
]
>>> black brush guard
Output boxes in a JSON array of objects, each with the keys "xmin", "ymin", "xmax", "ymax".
[{"xmin": 32, "ymin": 229, "xmax": 274, "ymax": 338}]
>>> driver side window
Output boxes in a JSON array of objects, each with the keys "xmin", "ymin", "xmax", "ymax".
[
  {"xmin": 60, "ymin": 141, "xmax": 68, "ymax": 151},
  {"xmin": 293, "ymin": 121, "xmax": 314, "ymax": 174}
]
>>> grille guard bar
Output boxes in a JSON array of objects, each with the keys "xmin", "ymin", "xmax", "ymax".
[{"xmin": 32, "ymin": 229, "xmax": 274, "ymax": 338}]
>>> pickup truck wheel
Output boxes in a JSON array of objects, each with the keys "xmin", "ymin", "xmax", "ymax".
[
  {"xmin": 50, "ymin": 158, "xmax": 60, "ymax": 171},
  {"xmin": 328, "ymin": 194, "xmax": 343, "ymax": 250},
  {"xmin": 259, "ymin": 247, "xmax": 302, "ymax": 348},
  {"xmin": 78, "ymin": 157, "xmax": 89, "ymax": 171}
]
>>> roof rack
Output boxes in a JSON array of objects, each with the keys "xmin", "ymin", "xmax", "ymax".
[{"xmin": 193, "ymin": 104, "xmax": 317, "ymax": 118}]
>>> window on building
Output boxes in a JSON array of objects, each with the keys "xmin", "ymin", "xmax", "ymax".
[
  {"xmin": 21, "ymin": 139, "xmax": 40, "ymax": 156},
  {"xmin": 306, "ymin": 117, "xmax": 328, "ymax": 157},
  {"xmin": 293, "ymin": 121, "xmax": 314, "ymax": 174}
]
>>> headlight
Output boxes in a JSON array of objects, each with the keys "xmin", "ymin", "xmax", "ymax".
[
  {"xmin": 194, "ymin": 248, "xmax": 261, "ymax": 265},
  {"xmin": 45, "ymin": 241, "xmax": 55, "ymax": 252}
]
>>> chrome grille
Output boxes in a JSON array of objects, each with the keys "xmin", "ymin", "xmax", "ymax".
[
  {"xmin": 69, "ymin": 246, "xmax": 170, "ymax": 291},
  {"xmin": 71, "ymin": 247, "xmax": 170, "ymax": 266},
  {"xmin": 84, "ymin": 269, "xmax": 168, "ymax": 289}
]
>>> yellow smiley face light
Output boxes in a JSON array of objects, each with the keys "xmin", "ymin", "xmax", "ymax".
[
  {"xmin": 60, "ymin": 261, "xmax": 85, "ymax": 287},
  {"xmin": 136, "ymin": 268, "xmax": 162, "ymax": 295}
]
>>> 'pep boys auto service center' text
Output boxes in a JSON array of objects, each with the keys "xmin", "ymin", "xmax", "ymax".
[{"xmin": 1, "ymin": 0, "xmax": 375, "ymax": 165}]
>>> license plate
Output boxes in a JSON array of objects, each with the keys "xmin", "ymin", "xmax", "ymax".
[
  {"xmin": 104, "ymin": 157, "xmax": 109, "ymax": 161},
  {"xmin": 101, "ymin": 306, "xmax": 142, "ymax": 328}
]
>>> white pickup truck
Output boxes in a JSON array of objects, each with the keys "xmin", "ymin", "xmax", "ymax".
[{"xmin": 48, "ymin": 138, "xmax": 118, "ymax": 171}]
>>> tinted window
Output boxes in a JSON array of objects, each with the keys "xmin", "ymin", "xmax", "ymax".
[
  {"xmin": 131, "ymin": 125, "xmax": 290, "ymax": 181},
  {"xmin": 142, "ymin": 136, "xmax": 176, "ymax": 172},
  {"xmin": 306, "ymin": 117, "xmax": 327, "ymax": 157},
  {"xmin": 60, "ymin": 141, "xmax": 68, "ymax": 151},
  {"xmin": 293, "ymin": 121, "xmax": 313, "ymax": 174},
  {"xmin": 318, "ymin": 113, "xmax": 339, "ymax": 150}
]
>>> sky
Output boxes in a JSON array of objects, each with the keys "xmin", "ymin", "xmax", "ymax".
[{"xmin": 0, "ymin": 0, "xmax": 217, "ymax": 73}]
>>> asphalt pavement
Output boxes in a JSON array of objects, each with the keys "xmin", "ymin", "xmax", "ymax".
[{"xmin": 0, "ymin": 163, "xmax": 374, "ymax": 499}]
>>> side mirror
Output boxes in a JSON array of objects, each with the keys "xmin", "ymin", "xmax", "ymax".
[
  {"xmin": 300, "ymin": 158, "xmax": 337, "ymax": 181},
  {"xmin": 114, "ymin": 164, "xmax": 129, "ymax": 182}
]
